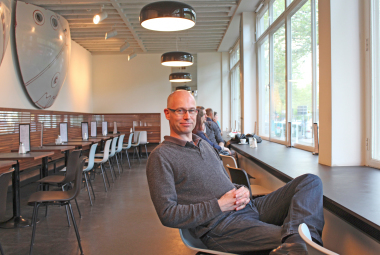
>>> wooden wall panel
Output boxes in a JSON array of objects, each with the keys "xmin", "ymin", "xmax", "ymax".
[{"xmin": 0, "ymin": 108, "xmax": 161, "ymax": 172}]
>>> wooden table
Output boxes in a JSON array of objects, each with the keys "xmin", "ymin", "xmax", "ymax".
[
  {"xmin": 44, "ymin": 141, "xmax": 93, "ymax": 149},
  {"xmin": 11, "ymin": 146, "xmax": 75, "ymax": 176},
  {"xmin": 70, "ymin": 138, "xmax": 103, "ymax": 143},
  {"xmin": 0, "ymin": 152, "xmax": 54, "ymax": 228},
  {"xmin": 0, "ymin": 161, "xmax": 16, "ymax": 174}
]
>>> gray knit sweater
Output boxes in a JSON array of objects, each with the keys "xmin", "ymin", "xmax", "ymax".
[{"xmin": 146, "ymin": 134, "xmax": 236, "ymax": 238}]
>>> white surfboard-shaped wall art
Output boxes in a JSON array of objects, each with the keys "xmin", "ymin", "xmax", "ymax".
[
  {"xmin": 15, "ymin": 1, "xmax": 71, "ymax": 109},
  {"xmin": 0, "ymin": 0, "xmax": 11, "ymax": 66}
]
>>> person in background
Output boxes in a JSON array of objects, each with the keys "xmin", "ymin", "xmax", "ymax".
[
  {"xmin": 213, "ymin": 111, "xmax": 222, "ymax": 135},
  {"xmin": 146, "ymin": 90, "xmax": 324, "ymax": 255},
  {"xmin": 193, "ymin": 107, "xmax": 231, "ymax": 155},
  {"xmin": 204, "ymin": 108, "xmax": 224, "ymax": 148}
]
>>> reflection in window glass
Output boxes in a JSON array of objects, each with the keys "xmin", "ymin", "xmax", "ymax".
[
  {"xmin": 372, "ymin": 0, "xmax": 380, "ymax": 161},
  {"xmin": 259, "ymin": 39, "xmax": 270, "ymax": 137},
  {"xmin": 258, "ymin": 10, "xmax": 270, "ymax": 38},
  {"xmin": 290, "ymin": 0, "xmax": 312, "ymax": 146},
  {"xmin": 230, "ymin": 43, "xmax": 241, "ymax": 131},
  {"xmin": 273, "ymin": 0, "xmax": 285, "ymax": 22},
  {"xmin": 272, "ymin": 25, "xmax": 286, "ymax": 140}
]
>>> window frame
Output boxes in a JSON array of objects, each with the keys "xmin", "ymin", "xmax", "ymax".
[
  {"xmin": 229, "ymin": 39, "xmax": 241, "ymax": 132},
  {"xmin": 256, "ymin": 0, "xmax": 319, "ymax": 151}
]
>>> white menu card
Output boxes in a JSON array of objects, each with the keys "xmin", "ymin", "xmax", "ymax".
[
  {"xmin": 19, "ymin": 124, "xmax": 30, "ymax": 152},
  {"xmin": 102, "ymin": 121, "xmax": 108, "ymax": 135},
  {"xmin": 113, "ymin": 122, "xmax": 117, "ymax": 134},
  {"xmin": 91, "ymin": 122, "xmax": 97, "ymax": 137},
  {"xmin": 81, "ymin": 122, "xmax": 89, "ymax": 140},
  {"xmin": 60, "ymin": 123, "xmax": 68, "ymax": 142}
]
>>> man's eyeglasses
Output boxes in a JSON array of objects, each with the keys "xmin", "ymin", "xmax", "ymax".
[{"xmin": 168, "ymin": 108, "xmax": 198, "ymax": 116}]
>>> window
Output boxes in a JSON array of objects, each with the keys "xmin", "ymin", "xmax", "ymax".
[
  {"xmin": 230, "ymin": 41, "xmax": 241, "ymax": 131},
  {"xmin": 257, "ymin": 0, "xmax": 319, "ymax": 150},
  {"xmin": 369, "ymin": 0, "xmax": 380, "ymax": 167}
]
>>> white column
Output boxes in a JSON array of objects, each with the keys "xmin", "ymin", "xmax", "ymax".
[
  {"xmin": 319, "ymin": 0, "xmax": 363, "ymax": 166},
  {"xmin": 240, "ymin": 12, "xmax": 257, "ymax": 134},
  {"xmin": 221, "ymin": 52, "xmax": 230, "ymax": 132}
]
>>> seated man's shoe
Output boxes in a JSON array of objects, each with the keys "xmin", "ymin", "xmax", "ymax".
[{"xmin": 269, "ymin": 243, "xmax": 308, "ymax": 255}]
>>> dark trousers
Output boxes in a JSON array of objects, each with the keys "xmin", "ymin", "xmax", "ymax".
[{"xmin": 201, "ymin": 174, "xmax": 324, "ymax": 254}]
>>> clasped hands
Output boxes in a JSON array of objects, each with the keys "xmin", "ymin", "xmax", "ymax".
[{"xmin": 218, "ymin": 186, "xmax": 251, "ymax": 212}]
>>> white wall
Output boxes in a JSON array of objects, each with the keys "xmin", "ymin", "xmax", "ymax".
[
  {"xmin": 197, "ymin": 52, "xmax": 222, "ymax": 115},
  {"xmin": 91, "ymin": 54, "xmax": 171, "ymax": 141},
  {"xmin": 0, "ymin": 5, "xmax": 93, "ymax": 113}
]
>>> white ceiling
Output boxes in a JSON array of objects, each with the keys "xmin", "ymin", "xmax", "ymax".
[{"xmin": 23, "ymin": 0, "xmax": 258, "ymax": 55}]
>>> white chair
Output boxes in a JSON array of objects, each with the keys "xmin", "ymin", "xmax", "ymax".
[
  {"xmin": 179, "ymin": 229, "xmax": 236, "ymax": 255},
  {"xmin": 93, "ymin": 139, "xmax": 112, "ymax": 192},
  {"xmin": 298, "ymin": 223, "xmax": 339, "ymax": 255},
  {"xmin": 95, "ymin": 137, "xmax": 118, "ymax": 182},
  {"xmin": 122, "ymin": 133, "xmax": 133, "ymax": 169},
  {"xmin": 131, "ymin": 131, "xmax": 141, "ymax": 163},
  {"xmin": 83, "ymin": 143, "xmax": 98, "ymax": 206},
  {"xmin": 115, "ymin": 134, "xmax": 125, "ymax": 173},
  {"xmin": 139, "ymin": 131, "xmax": 149, "ymax": 158}
]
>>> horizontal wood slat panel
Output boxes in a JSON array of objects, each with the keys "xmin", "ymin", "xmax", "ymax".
[{"xmin": 0, "ymin": 108, "xmax": 161, "ymax": 172}]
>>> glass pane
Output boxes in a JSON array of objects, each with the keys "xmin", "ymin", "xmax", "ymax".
[
  {"xmin": 231, "ymin": 65, "xmax": 241, "ymax": 131},
  {"xmin": 259, "ymin": 39, "xmax": 270, "ymax": 137},
  {"xmin": 272, "ymin": 25, "xmax": 286, "ymax": 140},
  {"xmin": 372, "ymin": 0, "xmax": 380, "ymax": 161},
  {"xmin": 230, "ymin": 43, "xmax": 240, "ymax": 68},
  {"xmin": 290, "ymin": 0, "xmax": 312, "ymax": 146},
  {"xmin": 258, "ymin": 10, "xmax": 270, "ymax": 37},
  {"xmin": 273, "ymin": 0, "xmax": 285, "ymax": 22}
]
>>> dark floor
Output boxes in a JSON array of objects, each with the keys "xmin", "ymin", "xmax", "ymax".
[{"xmin": 0, "ymin": 158, "xmax": 195, "ymax": 255}]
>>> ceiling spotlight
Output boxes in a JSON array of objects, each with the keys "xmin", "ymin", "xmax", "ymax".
[
  {"xmin": 105, "ymin": 28, "xmax": 117, "ymax": 40},
  {"xmin": 128, "ymin": 52, "xmax": 137, "ymax": 61},
  {"xmin": 120, "ymin": 41, "xmax": 130, "ymax": 52},
  {"xmin": 169, "ymin": 72, "xmax": 192, "ymax": 83},
  {"xmin": 93, "ymin": 6, "xmax": 108, "ymax": 24},
  {"xmin": 161, "ymin": 51, "xmax": 193, "ymax": 67},
  {"xmin": 140, "ymin": 1, "xmax": 196, "ymax": 32}
]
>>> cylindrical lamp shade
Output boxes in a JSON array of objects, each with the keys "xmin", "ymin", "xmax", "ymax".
[
  {"xmin": 161, "ymin": 51, "xmax": 193, "ymax": 67},
  {"xmin": 169, "ymin": 72, "xmax": 192, "ymax": 83},
  {"xmin": 175, "ymin": 86, "xmax": 191, "ymax": 91},
  {"xmin": 93, "ymin": 11, "xmax": 108, "ymax": 24},
  {"xmin": 140, "ymin": 1, "xmax": 196, "ymax": 31}
]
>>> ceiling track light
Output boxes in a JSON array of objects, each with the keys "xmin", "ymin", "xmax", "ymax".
[
  {"xmin": 93, "ymin": 6, "xmax": 108, "ymax": 24},
  {"xmin": 169, "ymin": 72, "xmax": 192, "ymax": 83},
  {"xmin": 105, "ymin": 28, "xmax": 117, "ymax": 40},
  {"xmin": 140, "ymin": 1, "xmax": 196, "ymax": 32},
  {"xmin": 161, "ymin": 51, "xmax": 193, "ymax": 67},
  {"xmin": 120, "ymin": 41, "xmax": 130, "ymax": 52},
  {"xmin": 128, "ymin": 51, "xmax": 137, "ymax": 61}
]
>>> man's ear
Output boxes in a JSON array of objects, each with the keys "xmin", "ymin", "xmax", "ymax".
[{"xmin": 164, "ymin": 109, "xmax": 170, "ymax": 120}]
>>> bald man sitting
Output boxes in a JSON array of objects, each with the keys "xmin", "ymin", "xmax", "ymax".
[{"xmin": 146, "ymin": 90, "xmax": 324, "ymax": 255}]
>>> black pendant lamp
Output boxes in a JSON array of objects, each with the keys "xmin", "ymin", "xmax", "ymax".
[
  {"xmin": 140, "ymin": 1, "xmax": 196, "ymax": 31},
  {"xmin": 161, "ymin": 51, "xmax": 193, "ymax": 67},
  {"xmin": 169, "ymin": 72, "xmax": 192, "ymax": 83}
]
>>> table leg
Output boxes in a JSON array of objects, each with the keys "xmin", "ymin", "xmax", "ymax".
[
  {"xmin": 41, "ymin": 157, "xmax": 49, "ymax": 191},
  {"xmin": 64, "ymin": 150, "xmax": 69, "ymax": 166},
  {"xmin": 0, "ymin": 162, "xmax": 30, "ymax": 228}
]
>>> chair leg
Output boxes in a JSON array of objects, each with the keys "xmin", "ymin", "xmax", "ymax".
[
  {"xmin": 0, "ymin": 241, "xmax": 4, "ymax": 255},
  {"xmin": 74, "ymin": 198, "xmax": 82, "ymax": 219},
  {"xmin": 61, "ymin": 186, "xmax": 71, "ymax": 227},
  {"xmin": 126, "ymin": 150, "xmax": 131, "ymax": 169},
  {"xmin": 29, "ymin": 203, "xmax": 40, "ymax": 255},
  {"xmin": 99, "ymin": 164, "xmax": 108, "ymax": 192},
  {"xmin": 68, "ymin": 202, "xmax": 84, "ymax": 255},
  {"xmin": 107, "ymin": 160, "xmax": 115, "ymax": 182},
  {"xmin": 88, "ymin": 172, "xmax": 96, "ymax": 199},
  {"xmin": 84, "ymin": 172, "xmax": 93, "ymax": 206},
  {"xmin": 102, "ymin": 164, "xmax": 111, "ymax": 188},
  {"xmin": 118, "ymin": 153, "xmax": 124, "ymax": 172},
  {"xmin": 115, "ymin": 154, "xmax": 122, "ymax": 175}
]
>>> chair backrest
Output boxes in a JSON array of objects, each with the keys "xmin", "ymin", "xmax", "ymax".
[
  {"xmin": 226, "ymin": 166, "xmax": 252, "ymax": 197},
  {"xmin": 139, "ymin": 131, "xmax": 148, "ymax": 145},
  {"xmin": 220, "ymin": 154, "xmax": 238, "ymax": 173},
  {"xmin": 100, "ymin": 139, "xmax": 112, "ymax": 162},
  {"xmin": 133, "ymin": 131, "xmax": 141, "ymax": 145},
  {"xmin": 66, "ymin": 156, "xmax": 87, "ymax": 200},
  {"xmin": 84, "ymin": 143, "xmax": 98, "ymax": 172},
  {"xmin": 179, "ymin": 229, "xmax": 236, "ymax": 255},
  {"xmin": 124, "ymin": 133, "xmax": 133, "ymax": 149},
  {"xmin": 61, "ymin": 150, "xmax": 82, "ymax": 183},
  {"xmin": 116, "ymin": 134, "xmax": 125, "ymax": 153},
  {"xmin": 298, "ymin": 223, "xmax": 339, "ymax": 255},
  {"xmin": 0, "ymin": 171, "xmax": 12, "ymax": 218},
  {"xmin": 109, "ymin": 137, "xmax": 118, "ymax": 156}
]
